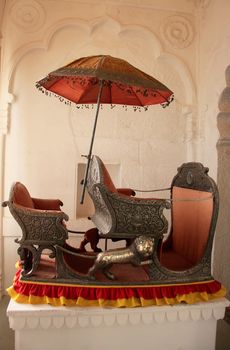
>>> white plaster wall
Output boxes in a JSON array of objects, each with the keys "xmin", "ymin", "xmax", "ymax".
[{"xmin": 1, "ymin": 0, "xmax": 199, "ymax": 290}]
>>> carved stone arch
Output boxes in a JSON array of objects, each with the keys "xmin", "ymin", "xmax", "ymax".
[
  {"xmin": 7, "ymin": 18, "xmax": 92, "ymax": 90},
  {"xmin": 158, "ymin": 53, "xmax": 196, "ymax": 106},
  {"xmin": 110, "ymin": 22, "xmax": 196, "ymax": 158},
  {"xmin": 7, "ymin": 16, "xmax": 195, "ymax": 94},
  {"xmin": 117, "ymin": 24, "xmax": 163, "ymax": 57},
  {"xmin": 6, "ymin": 16, "xmax": 122, "ymax": 89},
  {"xmin": 90, "ymin": 16, "xmax": 122, "ymax": 36}
]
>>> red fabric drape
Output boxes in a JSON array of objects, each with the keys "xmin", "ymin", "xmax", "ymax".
[{"xmin": 7, "ymin": 267, "xmax": 226, "ymax": 307}]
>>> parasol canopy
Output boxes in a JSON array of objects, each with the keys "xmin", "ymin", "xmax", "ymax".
[
  {"xmin": 36, "ymin": 55, "xmax": 173, "ymax": 107},
  {"xmin": 36, "ymin": 55, "xmax": 174, "ymax": 203}
]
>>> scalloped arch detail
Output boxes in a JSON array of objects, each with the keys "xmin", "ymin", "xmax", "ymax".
[{"xmin": 7, "ymin": 16, "xmax": 195, "ymax": 105}]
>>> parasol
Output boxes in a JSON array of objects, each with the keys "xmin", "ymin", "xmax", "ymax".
[{"xmin": 36, "ymin": 55, "xmax": 174, "ymax": 203}]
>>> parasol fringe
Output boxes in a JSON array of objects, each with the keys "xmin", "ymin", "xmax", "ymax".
[{"xmin": 36, "ymin": 84, "xmax": 173, "ymax": 111}]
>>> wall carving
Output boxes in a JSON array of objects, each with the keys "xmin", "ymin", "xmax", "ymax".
[
  {"xmin": 9, "ymin": 0, "xmax": 45, "ymax": 32},
  {"xmin": 0, "ymin": 93, "xmax": 14, "ymax": 134},
  {"xmin": 0, "ymin": 109, "xmax": 8, "ymax": 134},
  {"xmin": 6, "ymin": 16, "xmax": 195, "ymax": 105},
  {"xmin": 0, "ymin": 14, "xmax": 196, "ymax": 139},
  {"xmin": 187, "ymin": 0, "xmax": 212, "ymax": 9},
  {"xmin": 160, "ymin": 15, "xmax": 194, "ymax": 49}
]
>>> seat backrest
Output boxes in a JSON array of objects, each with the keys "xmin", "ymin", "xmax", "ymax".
[
  {"xmin": 100, "ymin": 161, "xmax": 117, "ymax": 193},
  {"xmin": 86, "ymin": 156, "xmax": 115, "ymax": 234},
  {"xmin": 87, "ymin": 155, "xmax": 117, "ymax": 194},
  {"xmin": 170, "ymin": 162, "xmax": 218, "ymax": 266},
  {"xmin": 11, "ymin": 182, "xmax": 35, "ymax": 209}
]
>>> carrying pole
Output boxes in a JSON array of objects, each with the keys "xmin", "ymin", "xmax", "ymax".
[{"xmin": 80, "ymin": 80, "xmax": 104, "ymax": 204}]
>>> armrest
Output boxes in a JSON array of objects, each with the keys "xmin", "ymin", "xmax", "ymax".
[
  {"xmin": 32, "ymin": 197, "xmax": 63, "ymax": 210},
  {"xmin": 14, "ymin": 203, "xmax": 68, "ymax": 220},
  {"xmin": 110, "ymin": 192, "xmax": 170, "ymax": 206},
  {"xmin": 95, "ymin": 183, "xmax": 170, "ymax": 207},
  {"xmin": 117, "ymin": 188, "xmax": 136, "ymax": 197}
]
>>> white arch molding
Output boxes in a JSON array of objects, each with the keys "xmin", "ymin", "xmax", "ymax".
[{"xmin": 6, "ymin": 16, "xmax": 195, "ymax": 104}]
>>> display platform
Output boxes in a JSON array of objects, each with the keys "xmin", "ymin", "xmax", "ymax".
[{"xmin": 7, "ymin": 298, "xmax": 229, "ymax": 350}]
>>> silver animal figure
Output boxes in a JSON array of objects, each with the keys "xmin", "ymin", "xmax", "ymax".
[{"xmin": 88, "ymin": 235, "xmax": 155, "ymax": 280}]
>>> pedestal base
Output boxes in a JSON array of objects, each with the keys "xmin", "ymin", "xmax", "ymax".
[{"xmin": 7, "ymin": 298, "xmax": 229, "ymax": 350}]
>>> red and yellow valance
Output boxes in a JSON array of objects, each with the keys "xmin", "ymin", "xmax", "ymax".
[{"xmin": 7, "ymin": 267, "xmax": 226, "ymax": 308}]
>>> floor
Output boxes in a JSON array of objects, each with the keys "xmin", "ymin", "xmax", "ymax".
[
  {"xmin": 0, "ymin": 295, "xmax": 230, "ymax": 350},
  {"xmin": 0, "ymin": 296, "xmax": 14, "ymax": 350}
]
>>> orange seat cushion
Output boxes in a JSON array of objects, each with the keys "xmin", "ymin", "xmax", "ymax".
[
  {"xmin": 101, "ymin": 162, "xmax": 117, "ymax": 193},
  {"xmin": 13, "ymin": 182, "xmax": 35, "ymax": 209}
]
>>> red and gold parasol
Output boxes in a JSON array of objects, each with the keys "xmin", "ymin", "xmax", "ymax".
[{"xmin": 36, "ymin": 55, "xmax": 174, "ymax": 202}]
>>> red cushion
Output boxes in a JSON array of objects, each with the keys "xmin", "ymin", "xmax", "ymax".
[
  {"xmin": 13, "ymin": 182, "xmax": 34, "ymax": 209},
  {"xmin": 101, "ymin": 163, "xmax": 117, "ymax": 193},
  {"xmin": 160, "ymin": 250, "xmax": 194, "ymax": 271}
]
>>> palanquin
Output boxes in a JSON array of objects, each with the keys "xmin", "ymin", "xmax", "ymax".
[{"xmin": 3, "ymin": 155, "xmax": 219, "ymax": 288}]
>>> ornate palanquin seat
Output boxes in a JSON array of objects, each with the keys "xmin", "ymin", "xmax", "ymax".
[
  {"xmin": 2, "ymin": 182, "xmax": 69, "ymax": 277},
  {"xmin": 4, "ymin": 158, "xmax": 226, "ymax": 307}
]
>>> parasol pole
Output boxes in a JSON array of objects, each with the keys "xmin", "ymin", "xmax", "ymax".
[{"xmin": 80, "ymin": 79, "xmax": 104, "ymax": 204}]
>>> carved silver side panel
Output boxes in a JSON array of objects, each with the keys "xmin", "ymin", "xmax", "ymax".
[{"xmin": 106, "ymin": 193, "xmax": 170, "ymax": 238}]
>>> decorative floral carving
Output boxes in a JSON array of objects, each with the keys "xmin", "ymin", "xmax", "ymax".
[
  {"xmin": 109, "ymin": 194, "xmax": 169, "ymax": 237},
  {"xmin": 15, "ymin": 210, "xmax": 67, "ymax": 242},
  {"xmin": 9, "ymin": 0, "xmax": 45, "ymax": 32},
  {"xmin": 161, "ymin": 15, "xmax": 194, "ymax": 49},
  {"xmin": 172, "ymin": 162, "xmax": 212, "ymax": 191}
]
